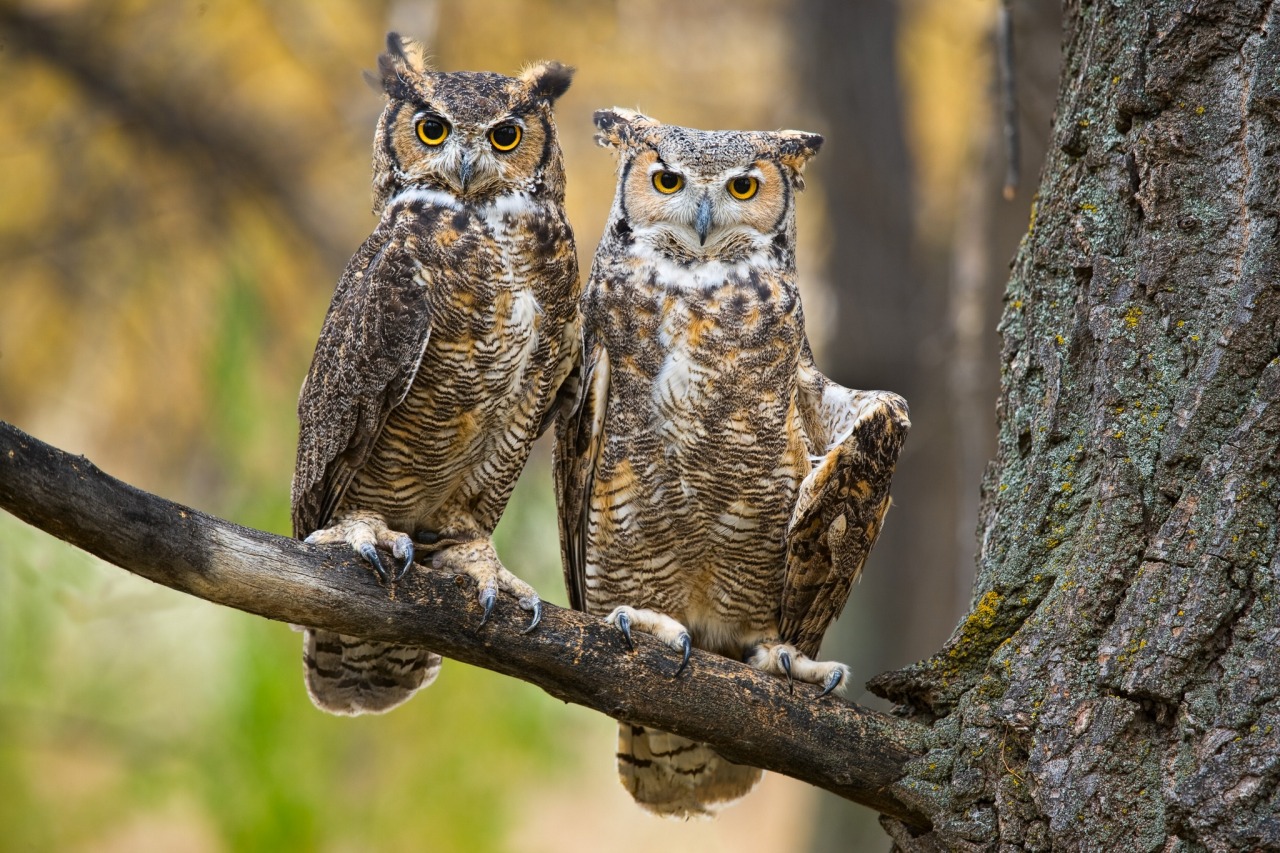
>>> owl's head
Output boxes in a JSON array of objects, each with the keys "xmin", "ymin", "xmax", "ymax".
[
  {"xmin": 371, "ymin": 34, "xmax": 574, "ymax": 210},
  {"xmin": 593, "ymin": 108, "xmax": 822, "ymax": 265}
]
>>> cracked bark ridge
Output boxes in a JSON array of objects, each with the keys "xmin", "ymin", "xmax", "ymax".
[
  {"xmin": 872, "ymin": 2, "xmax": 1280, "ymax": 850},
  {"xmin": 0, "ymin": 420, "xmax": 931, "ymax": 829}
]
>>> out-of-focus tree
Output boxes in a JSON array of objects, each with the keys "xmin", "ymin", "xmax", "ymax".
[
  {"xmin": 794, "ymin": 2, "xmax": 1061, "ymax": 849},
  {"xmin": 791, "ymin": 3, "xmax": 931, "ymax": 850}
]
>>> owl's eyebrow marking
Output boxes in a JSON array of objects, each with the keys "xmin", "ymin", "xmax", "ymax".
[{"xmin": 647, "ymin": 160, "xmax": 682, "ymax": 176}]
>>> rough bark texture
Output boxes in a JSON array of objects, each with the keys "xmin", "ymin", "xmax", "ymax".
[
  {"xmin": 873, "ymin": 2, "xmax": 1280, "ymax": 850},
  {"xmin": 0, "ymin": 419, "xmax": 932, "ymax": 829}
]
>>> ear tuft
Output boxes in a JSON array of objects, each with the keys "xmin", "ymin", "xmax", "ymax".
[
  {"xmin": 593, "ymin": 107, "xmax": 654, "ymax": 149},
  {"xmin": 775, "ymin": 130, "xmax": 824, "ymax": 175},
  {"xmin": 376, "ymin": 32, "xmax": 430, "ymax": 99},
  {"xmin": 520, "ymin": 61, "xmax": 574, "ymax": 103}
]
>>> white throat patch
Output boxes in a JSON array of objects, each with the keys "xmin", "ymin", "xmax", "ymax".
[
  {"xmin": 390, "ymin": 187, "xmax": 463, "ymax": 211},
  {"xmin": 389, "ymin": 188, "xmax": 542, "ymax": 223},
  {"xmin": 630, "ymin": 237, "xmax": 778, "ymax": 290}
]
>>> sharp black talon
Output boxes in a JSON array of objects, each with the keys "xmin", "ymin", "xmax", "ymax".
[
  {"xmin": 359, "ymin": 543, "xmax": 389, "ymax": 582},
  {"xmin": 616, "ymin": 611, "xmax": 634, "ymax": 650},
  {"xmin": 674, "ymin": 633, "xmax": 692, "ymax": 678},
  {"xmin": 522, "ymin": 599, "xmax": 542, "ymax": 634},
  {"xmin": 394, "ymin": 540, "xmax": 415, "ymax": 582},
  {"xmin": 779, "ymin": 649, "xmax": 794, "ymax": 694},
  {"xmin": 820, "ymin": 668, "xmax": 845, "ymax": 698},
  {"xmin": 478, "ymin": 586, "xmax": 497, "ymax": 627}
]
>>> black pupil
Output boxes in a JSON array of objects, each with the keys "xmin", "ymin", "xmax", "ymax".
[
  {"xmin": 733, "ymin": 177, "xmax": 753, "ymax": 195},
  {"xmin": 659, "ymin": 172, "xmax": 679, "ymax": 190},
  {"xmin": 493, "ymin": 126, "xmax": 518, "ymax": 146},
  {"xmin": 423, "ymin": 120, "xmax": 444, "ymax": 140}
]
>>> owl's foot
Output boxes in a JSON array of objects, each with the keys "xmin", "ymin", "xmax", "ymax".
[
  {"xmin": 605, "ymin": 606, "xmax": 693, "ymax": 678},
  {"xmin": 305, "ymin": 513, "xmax": 415, "ymax": 583},
  {"xmin": 430, "ymin": 539, "xmax": 541, "ymax": 632},
  {"xmin": 748, "ymin": 643, "xmax": 849, "ymax": 697}
]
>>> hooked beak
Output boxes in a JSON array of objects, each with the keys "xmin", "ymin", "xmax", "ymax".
[
  {"xmin": 695, "ymin": 196, "xmax": 714, "ymax": 246},
  {"xmin": 459, "ymin": 154, "xmax": 475, "ymax": 192}
]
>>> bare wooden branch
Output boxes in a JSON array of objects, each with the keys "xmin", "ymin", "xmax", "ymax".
[{"xmin": 0, "ymin": 420, "xmax": 932, "ymax": 829}]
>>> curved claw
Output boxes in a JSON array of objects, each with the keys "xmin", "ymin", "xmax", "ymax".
[
  {"xmin": 394, "ymin": 538, "xmax": 415, "ymax": 582},
  {"xmin": 478, "ymin": 585, "xmax": 497, "ymax": 627},
  {"xmin": 674, "ymin": 633, "xmax": 692, "ymax": 678},
  {"xmin": 779, "ymin": 648, "xmax": 794, "ymax": 695},
  {"xmin": 358, "ymin": 542, "xmax": 389, "ymax": 582},
  {"xmin": 615, "ymin": 610, "xmax": 634, "ymax": 650},
  {"xmin": 522, "ymin": 599, "xmax": 542, "ymax": 634},
  {"xmin": 819, "ymin": 667, "xmax": 845, "ymax": 698}
]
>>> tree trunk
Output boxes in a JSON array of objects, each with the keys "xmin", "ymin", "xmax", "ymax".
[{"xmin": 873, "ymin": 2, "xmax": 1280, "ymax": 850}]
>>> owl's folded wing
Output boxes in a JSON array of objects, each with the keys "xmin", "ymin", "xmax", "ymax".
[
  {"xmin": 291, "ymin": 217, "xmax": 434, "ymax": 539},
  {"xmin": 779, "ymin": 359, "xmax": 910, "ymax": 659},
  {"xmin": 553, "ymin": 342, "xmax": 610, "ymax": 612}
]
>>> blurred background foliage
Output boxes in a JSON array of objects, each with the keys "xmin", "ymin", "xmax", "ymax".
[{"xmin": 0, "ymin": 1, "xmax": 1060, "ymax": 850}]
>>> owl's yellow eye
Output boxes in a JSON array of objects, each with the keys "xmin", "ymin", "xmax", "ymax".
[
  {"xmin": 489, "ymin": 124, "xmax": 522, "ymax": 152},
  {"xmin": 416, "ymin": 117, "xmax": 449, "ymax": 146},
  {"xmin": 653, "ymin": 171, "xmax": 684, "ymax": 194},
  {"xmin": 728, "ymin": 176, "xmax": 759, "ymax": 200}
]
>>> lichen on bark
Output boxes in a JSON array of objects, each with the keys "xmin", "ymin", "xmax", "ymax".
[{"xmin": 872, "ymin": 2, "xmax": 1280, "ymax": 850}]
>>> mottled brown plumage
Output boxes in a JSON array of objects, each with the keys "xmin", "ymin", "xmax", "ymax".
[
  {"xmin": 555, "ymin": 109, "xmax": 908, "ymax": 816},
  {"xmin": 293, "ymin": 35, "xmax": 579, "ymax": 715}
]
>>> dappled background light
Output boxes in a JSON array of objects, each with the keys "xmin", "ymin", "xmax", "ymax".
[{"xmin": 0, "ymin": 1, "xmax": 1060, "ymax": 850}]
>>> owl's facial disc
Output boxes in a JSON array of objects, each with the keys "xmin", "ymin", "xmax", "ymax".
[
  {"xmin": 626, "ymin": 155, "xmax": 785, "ymax": 261},
  {"xmin": 395, "ymin": 101, "xmax": 542, "ymax": 199},
  {"xmin": 373, "ymin": 63, "xmax": 571, "ymax": 211}
]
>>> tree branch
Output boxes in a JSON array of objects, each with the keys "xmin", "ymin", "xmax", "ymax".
[{"xmin": 0, "ymin": 420, "xmax": 932, "ymax": 829}]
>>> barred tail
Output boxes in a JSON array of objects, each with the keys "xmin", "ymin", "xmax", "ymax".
[
  {"xmin": 302, "ymin": 628, "xmax": 442, "ymax": 715},
  {"xmin": 616, "ymin": 724, "xmax": 762, "ymax": 818}
]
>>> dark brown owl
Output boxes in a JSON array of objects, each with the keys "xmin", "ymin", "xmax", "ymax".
[
  {"xmin": 555, "ymin": 109, "xmax": 909, "ymax": 816},
  {"xmin": 292, "ymin": 35, "xmax": 580, "ymax": 715}
]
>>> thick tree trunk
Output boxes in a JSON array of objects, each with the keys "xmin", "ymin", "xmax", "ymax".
[{"xmin": 873, "ymin": 2, "xmax": 1280, "ymax": 850}]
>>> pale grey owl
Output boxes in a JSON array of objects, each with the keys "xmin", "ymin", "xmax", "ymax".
[
  {"xmin": 292, "ymin": 35, "xmax": 580, "ymax": 715},
  {"xmin": 554, "ymin": 109, "xmax": 909, "ymax": 816}
]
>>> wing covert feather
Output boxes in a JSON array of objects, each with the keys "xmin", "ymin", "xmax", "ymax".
[
  {"xmin": 780, "ymin": 360, "xmax": 909, "ymax": 658},
  {"xmin": 291, "ymin": 216, "xmax": 434, "ymax": 538}
]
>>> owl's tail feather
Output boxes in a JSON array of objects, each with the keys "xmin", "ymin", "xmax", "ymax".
[
  {"xmin": 303, "ymin": 628, "xmax": 442, "ymax": 715},
  {"xmin": 617, "ymin": 723, "xmax": 762, "ymax": 818}
]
